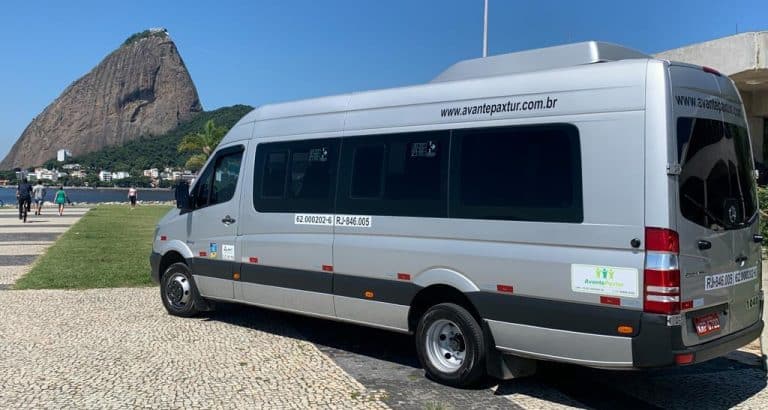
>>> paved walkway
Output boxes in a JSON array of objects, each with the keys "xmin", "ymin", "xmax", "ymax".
[
  {"xmin": 0, "ymin": 205, "xmax": 387, "ymax": 409},
  {"xmin": 0, "ymin": 204, "xmax": 766, "ymax": 409},
  {"xmin": 0, "ymin": 206, "xmax": 89, "ymax": 289}
]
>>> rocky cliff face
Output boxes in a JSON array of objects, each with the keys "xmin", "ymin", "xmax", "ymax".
[{"xmin": 0, "ymin": 30, "xmax": 202, "ymax": 169}]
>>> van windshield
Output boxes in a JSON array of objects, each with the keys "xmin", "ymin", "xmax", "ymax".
[{"xmin": 677, "ymin": 117, "xmax": 757, "ymax": 230}]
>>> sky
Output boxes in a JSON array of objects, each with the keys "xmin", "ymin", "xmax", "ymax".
[{"xmin": 0, "ymin": 0, "xmax": 766, "ymax": 160}]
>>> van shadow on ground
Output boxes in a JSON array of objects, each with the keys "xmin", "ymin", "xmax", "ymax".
[{"xmin": 204, "ymin": 302, "xmax": 767, "ymax": 410}]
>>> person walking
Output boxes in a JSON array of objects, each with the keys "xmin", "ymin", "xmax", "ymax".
[
  {"xmin": 32, "ymin": 180, "xmax": 46, "ymax": 215},
  {"xmin": 16, "ymin": 178, "xmax": 32, "ymax": 222},
  {"xmin": 128, "ymin": 186, "xmax": 138, "ymax": 210},
  {"xmin": 54, "ymin": 186, "xmax": 69, "ymax": 216}
]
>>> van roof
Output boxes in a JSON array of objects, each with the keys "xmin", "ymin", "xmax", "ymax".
[
  {"xmin": 230, "ymin": 41, "xmax": 653, "ymax": 139},
  {"xmin": 431, "ymin": 41, "xmax": 649, "ymax": 83}
]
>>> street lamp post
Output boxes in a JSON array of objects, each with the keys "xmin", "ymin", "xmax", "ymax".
[{"xmin": 482, "ymin": 0, "xmax": 488, "ymax": 57}]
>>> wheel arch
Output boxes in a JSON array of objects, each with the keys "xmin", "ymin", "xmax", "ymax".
[{"xmin": 408, "ymin": 284, "xmax": 482, "ymax": 333}]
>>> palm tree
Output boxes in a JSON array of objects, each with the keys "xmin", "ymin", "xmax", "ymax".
[{"xmin": 178, "ymin": 120, "xmax": 227, "ymax": 171}]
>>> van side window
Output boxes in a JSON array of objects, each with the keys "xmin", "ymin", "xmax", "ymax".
[
  {"xmin": 254, "ymin": 139, "xmax": 340, "ymax": 213},
  {"xmin": 210, "ymin": 151, "xmax": 244, "ymax": 205},
  {"xmin": 262, "ymin": 151, "xmax": 288, "ymax": 198},
  {"xmin": 193, "ymin": 146, "xmax": 244, "ymax": 209},
  {"xmin": 450, "ymin": 124, "xmax": 582, "ymax": 223},
  {"xmin": 337, "ymin": 131, "xmax": 449, "ymax": 217}
]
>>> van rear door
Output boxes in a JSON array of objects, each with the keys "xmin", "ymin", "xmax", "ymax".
[{"xmin": 670, "ymin": 64, "xmax": 761, "ymax": 347}]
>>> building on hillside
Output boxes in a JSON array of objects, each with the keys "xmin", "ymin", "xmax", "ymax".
[
  {"xmin": 112, "ymin": 171, "xmax": 130, "ymax": 180},
  {"xmin": 98, "ymin": 170, "xmax": 112, "ymax": 182},
  {"xmin": 57, "ymin": 149, "xmax": 72, "ymax": 162},
  {"xmin": 656, "ymin": 31, "xmax": 768, "ymax": 163},
  {"xmin": 33, "ymin": 167, "xmax": 58, "ymax": 182},
  {"xmin": 143, "ymin": 168, "xmax": 159, "ymax": 178},
  {"xmin": 62, "ymin": 163, "xmax": 81, "ymax": 170},
  {"xmin": 69, "ymin": 169, "xmax": 87, "ymax": 178}
]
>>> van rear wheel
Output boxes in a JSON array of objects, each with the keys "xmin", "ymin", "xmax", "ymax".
[
  {"xmin": 415, "ymin": 303, "xmax": 486, "ymax": 387},
  {"xmin": 160, "ymin": 262, "xmax": 201, "ymax": 317}
]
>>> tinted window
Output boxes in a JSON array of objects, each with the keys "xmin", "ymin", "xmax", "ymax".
[
  {"xmin": 451, "ymin": 124, "xmax": 582, "ymax": 222},
  {"xmin": 194, "ymin": 165, "xmax": 213, "ymax": 209},
  {"xmin": 211, "ymin": 151, "xmax": 243, "ymax": 205},
  {"xmin": 337, "ymin": 131, "xmax": 449, "ymax": 217},
  {"xmin": 254, "ymin": 139, "xmax": 339, "ymax": 213},
  {"xmin": 262, "ymin": 151, "xmax": 287, "ymax": 198},
  {"xmin": 678, "ymin": 118, "xmax": 757, "ymax": 229},
  {"xmin": 193, "ymin": 146, "xmax": 244, "ymax": 209},
  {"xmin": 351, "ymin": 145, "xmax": 385, "ymax": 198}
]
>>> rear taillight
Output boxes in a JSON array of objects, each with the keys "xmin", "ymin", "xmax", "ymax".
[{"xmin": 644, "ymin": 227, "xmax": 681, "ymax": 314}]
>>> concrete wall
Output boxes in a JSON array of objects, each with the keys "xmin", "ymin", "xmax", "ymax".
[{"xmin": 655, "ymin": 32, "xmax": 767, "ymax": 75}]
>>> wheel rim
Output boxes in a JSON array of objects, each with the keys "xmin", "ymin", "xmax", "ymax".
[
  {"xmin": 165, "ymin": 272, "xmax": 191, "ymax": 310},
  {"xmin": 425, "ymin": 319, "xmax": 466, "ymax": 373}
]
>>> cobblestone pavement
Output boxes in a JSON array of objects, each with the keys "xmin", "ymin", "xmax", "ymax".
[
  {"xmin": 0, "ymin": 288, "xmax": 388, "ymax": 409},
  {"xmin": 1, "ymin": 205, "xmax": 767, "ymax": 409}
]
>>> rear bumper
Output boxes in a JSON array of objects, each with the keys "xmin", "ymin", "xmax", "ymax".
[
  {"xmin": 633, "ymin": 313, "xmax": 763, "ymax": 367},
  {"xmin": 149, "ymin": 251, "xmax": 162, "ymax": 284}
]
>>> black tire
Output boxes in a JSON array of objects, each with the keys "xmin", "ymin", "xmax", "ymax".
[
  {"xmin": 415, "ymin": 303, "xmax": 487, "ymax": 387},
  {"xmin": 160, "ymin": 262, "xmax": 201, "ymax": 317}
]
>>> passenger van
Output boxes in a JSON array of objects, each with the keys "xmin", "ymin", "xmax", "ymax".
[{"xmin": 151, "ymin": 41, "xmax": 763, "ymax": 387}]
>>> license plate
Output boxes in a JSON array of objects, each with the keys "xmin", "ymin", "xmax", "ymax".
[{"xmin": 693, "ymin": 313, "xmax": 721, "ymax": 336}]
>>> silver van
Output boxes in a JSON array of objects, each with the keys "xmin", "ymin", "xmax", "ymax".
[{"xmin": 150, "ymin": 41, "xmax": 763, "ymax": 387}]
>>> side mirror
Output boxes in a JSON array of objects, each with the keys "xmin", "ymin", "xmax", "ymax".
[{"xmin": 175, "ymin": 181, "xmax": 193, "ymax": 212}]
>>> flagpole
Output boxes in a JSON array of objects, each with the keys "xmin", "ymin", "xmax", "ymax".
[{"xmin": 482, "ymin": 0, "xmax": 488, "ymax": 57}]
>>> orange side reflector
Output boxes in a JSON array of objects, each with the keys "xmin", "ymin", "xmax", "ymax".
[
  {"xmin": 233, "ymin": 272, "xmax": 240, "ymax": 280},
  {"xmin": 364, "ymin": 290, "xmax": 374, "ymax": 299},
  {"xmin": 617, "ymin": 325, "xmax": 634, "ymax": 334}
]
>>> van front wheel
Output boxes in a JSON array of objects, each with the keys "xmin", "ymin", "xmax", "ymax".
[
  {"xmin": 160, "ymin": 262, "xmax": 200, "ymax": 317},
  {"xmin": 415, "ymin": 303, "xmax": 486, "ymax": 387}
]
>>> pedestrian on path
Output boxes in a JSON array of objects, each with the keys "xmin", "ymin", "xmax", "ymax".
[
  {"xmin": 54, "ymin": 186, "xmax": 69, "ymax": 216},
  {"xmin": 128, "ymin": 186, "xmax": 137, "ymax": 210},
  {"xmin": 32, "ymin": 180, "xmax": 46, "ymax": 216},
  {"xmin": 16, "ymin": 178, "xmax": 32, "ymax": 223}
]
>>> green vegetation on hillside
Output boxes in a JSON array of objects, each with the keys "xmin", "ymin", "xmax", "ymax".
[
  {"xmin": 67, "ymin": 105, "xmax": 252, "ymax": 174},
  {"xmin": 15, "ymin": 205, "xmax": 172, "ymax": 289},
  {"xmin": 178, "ymin": 119, "xmax": 228, "ymax": 170},
  {"xmin": 123, "ymin": 29, "xmax": 168, "ymax": 46}
]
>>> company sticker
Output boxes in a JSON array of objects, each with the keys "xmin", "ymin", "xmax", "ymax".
[
  {"xmin": 209, "ymin": 243, "xmax": 218, "ymax": 259},
  {"xmin": 704, "ymin": 267, "xmax": 758, "ymax": 291},
  {"xmin": 222, "ymin": 244, "xmax": 235, "ymax": 261},
  {"xmin": 294, "ymin": 214, "xmax": 372, "ymax": 228},
  {"xmin": 571, "ymin": 264, "xmax": 639, "ymax": 298}
]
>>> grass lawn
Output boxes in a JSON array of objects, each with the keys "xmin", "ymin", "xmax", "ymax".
[{"xmin": 15, "ymin": 205, "xmax": 172, "ymax": 290}]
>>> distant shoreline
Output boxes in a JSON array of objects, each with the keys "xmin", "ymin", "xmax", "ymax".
[{"xmin": 0, "ymin": 186, "xmax": 172, "ymax": 191}]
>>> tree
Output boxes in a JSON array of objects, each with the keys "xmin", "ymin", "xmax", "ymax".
[{"xmin": 177, "ymin": 119, "xmax": 227, "ymax": 171}]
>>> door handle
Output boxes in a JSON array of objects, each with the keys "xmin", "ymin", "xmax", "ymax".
[
  {"xmin": 221, "ymin": 215, "xmax": 236, "ymax": 225},
  {"xmin": 735, "ymin": 255, "xmax": 748, "ymax": 266},
  {"xmin": 697, "ymin": 240, "xmax": 712, "ymax": 250},
  {"xmin": 754, "ymin": 234, "xmax": 764, "ymax": 244}
]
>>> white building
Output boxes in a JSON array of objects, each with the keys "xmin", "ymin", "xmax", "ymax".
[
  {"xmin": 57, "ymin": 149, "xmax": 72, "ymax": 162},
  {"xmin": 34, "ymin": 167, "xmax": 58, "ymax": 182},
  {"xmin": 62, "ymin": 163, "xmax": 81, "ymax": 170},
  {"xmin": 143, "ymin": 168, "xmax": 159, "ymax": 178},
  {"xmin": 112, "ymin": 171, "xmax": 130, "ymax": 180},
  {"xmin": 98, "ymin": 171, "xmax": 112, "ymax": 182}
]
